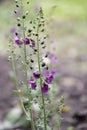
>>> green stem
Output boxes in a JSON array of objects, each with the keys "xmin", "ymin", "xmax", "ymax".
[
  {"xmin": 20, "ymin": 1, "xmax": 35, "ymax": 130},
  {"xmin": 57, "ymin": 111, "xmax": 62, "ymax": 130},
  {"xmin": 36, "ymin": 22, "xmax": 47, "ymax": 130},
  {"xmin": 11, "ymin": 53, "xmax": 27, "ymax": 116},
  {"xmin": 24, "ymin": 44, "xmax": 35, "ymax": 130}
]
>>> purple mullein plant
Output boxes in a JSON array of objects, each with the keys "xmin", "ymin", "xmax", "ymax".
[
  {"xmin": 49, "ymin": 52, "xmax": 58, "ymax": 64},
  {"xmin": 42, "ymin": 83, "xmax": 49, "ymax": 94},
  {"xmin": 45, "ymin": 73, "xmax": 54, "ymax": 84},
  {"xmin": 28, "ymin": 79, "xmax": 37, "ymax": 90},
  {"xmin": 15, "ymin": 36, "xmax": 23, "ymax": 45},
  {"xmin": 8, "ymin": 0, "xmax": 64, "ymax": 130},
  {"xmin": 24, "ymin": 38, "xmax": 30, "ymax": 45},
  {"xmin": 33, "ymin": 71, "xmax": 40, "ymax": 79}
]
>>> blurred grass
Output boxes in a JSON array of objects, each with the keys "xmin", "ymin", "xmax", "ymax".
[{"xmin": 0, "ymin": 0, "xmax": 87, "ymax": 55}]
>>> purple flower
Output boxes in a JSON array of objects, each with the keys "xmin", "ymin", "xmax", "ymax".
[
  {"xmin": 45, "ymin": 73, "xmax": 54, "ymax": 84},
  {"xmin": 28, "ymin": 79, "xmax": 37, "ymax": 90},
  {"xmin": 24, "ymin": 38, "xmax": 30, "ymax": 45},
  {"xmin": 15, "ymin": 36, "xmax": 23, "ymax": 46},
  {"xmin": 42, "ymin": 70, "xmax": 49, "ymax": 77},
  {"xmin": 49, "ymin": 53, "xmax": 58, "ymax": 64},
  {"xmin": 30, "ymin": 39, "xmax": 35, "ymax": 47},
  {"xmin": 11, "ymin": 28, "xmax": 16, "ymax": 35},
  {"xmin": 42, "ymin": 83, "xmax": 49, "ymax": 94},
  {"xmin": 33, "ymin": 71, "xmax": 40, "ymax": 79},
  {"xmin": 51, "ymin": 69, "xmax": 58, "ymax": 77}
]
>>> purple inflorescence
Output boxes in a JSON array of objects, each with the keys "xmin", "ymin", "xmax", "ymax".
[
  {"xmin": 15, "ymin": 36, "xmax": 36, "ymax": 47},
  {"xmin": 42, "ymin": 83, "xmax": 49, "ymax": 94},
  {"xmin": 28, "ymin": 79, "xmax": 37, "ymax": 90},
  {"xmin": 51, "ymin": 68, "xmax": 58, "ymax": 77},
  {"xmin": 49, "ymin": 53, "xmax": 58, "ymax": 64},
  {"xmin": 24, "ymin": 38, "xmax": 30, "ymax": 45},
  {"xmin": 45, "ymin": 73, "xmax": 54, "ymax": 84},
  {"xmin": 30, "ymin": 39, "xmax": 35, "ymax": 47},
  {"xmin": 33, "ymin": 71, "xmax": 40, "ymax": 79},
  {"xmin": 15, "ymin": 36, "xmax": 23, "ymax": 45}
]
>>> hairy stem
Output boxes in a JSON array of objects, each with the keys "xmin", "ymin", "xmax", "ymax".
[
  {"xmin": 23, "ymin": 43, "xmax": 35, "ymax": 130},
  {"xmin": 20, "ymin": 0, "xmax": 35, "ymax": 129},
  {"xmin": 36, "ymin": 20, "xmax": 47, "ymax": 130},
  {"xmin": 11, "ymin": 53, "xmax": 27, "ymax": 116}
]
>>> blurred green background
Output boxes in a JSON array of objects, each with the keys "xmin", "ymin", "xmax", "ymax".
[{"xmin": 0, "ymin": 0, "xmax": 87, "ymax": 57}]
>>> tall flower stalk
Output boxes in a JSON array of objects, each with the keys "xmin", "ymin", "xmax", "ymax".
[
  {"xmin": 8, "ymin": 39, "xmax": 29, "ymax": 116},
  {"xmin": 20, "ymin": 0, "xmax": 35, "ymax": 130},
  {"xmin": 8, "ymin": 0, "xmax": 64, "ymax": 130},
  {"xmin": 36, "ymin": 9, "xmax": 47, "ymax": 130}
]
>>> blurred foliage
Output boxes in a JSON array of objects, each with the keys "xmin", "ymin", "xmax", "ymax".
[
  {"xmin": 0, "ymin": 106, "xmax": 29, "ymax": 130},
  {"xmin": 0, "ymin": 0, "xmax": 87, "ymax": 54}
]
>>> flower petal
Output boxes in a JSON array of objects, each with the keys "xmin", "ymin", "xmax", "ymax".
[
  {"xmin": 15, "ymin": 37, "xmax": 23, "ymax": 45},
  {"xmin": 45, "ymin": 73, "xmax": 54, "ymax": 84},
  {"xmin": 42, "ymin": 83, "xmax": 48, "ymax": 94},
  {"xmin": 24, "ymin": 38, "xmax": 30, "ymax": 45},
  {"xmin": 33, "ymin": 71, "xmax": 40, "ymax": 79}
]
